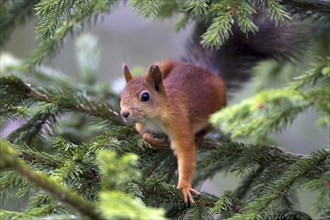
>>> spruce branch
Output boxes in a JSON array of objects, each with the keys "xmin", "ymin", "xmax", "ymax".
[
  {"xmin": 0, "ymin": 140, "xmax": 101, "ymax": 220},
  {"xmin": 182, "ymin": 204, "xmax": 213, "ymax": 220},
  {"xmin": 235, "ymin": 166, "xmax": 265, "ymax": 200},
  {"xmin": 0, "ymin": 210, "xmax": 31, "ymax": 220},
  {"xmin": 0, "ymin": 75, "xmax": 123, "ymax": 125},
  {"xmin": 131, "ymin": 0, "xmax": 161, "ymax": 19},
  {"xmin": 234, "ymin": 2, "xmax": 258, "ymax": 34},
  {"xmin": 30, "ymin": 88, "xmax": 122, "ymax": 125},
  {"xmin": 29, "ymin": 0, "xmax": 119, "ymax": 65},
  {"xmin": 264, "ymin": 0, "xmax": 292, "ymax": 24},
  {"xmin": 230, "ymin": 149, "xmax": 330, "ymax": 219},
  {"xmin": 211, "ymin": 88, "xmax": 312, "ymax": 140},
  {"xmin": 16, "ymin": 144, "xmax": 62, "ymax": 168},
  {"xmin": 8, "ymin": 103, "xmax": 59, "ymax": 145},
  {"xmin": 0, "ymin": 105, "xmax": 28, "ymax": 121},
  {"xmin": 0, "ymin": 202, "xmax": 70, "ymax": 220},
  {"xmin": 268, "ymin": 210, "xmax": 313, "ymax": 220},
  {"xmin": 195, "ymin": 141, "xmax": 304, "ymax": 185},
  {"xmin": 184, "ymin": 0, "xmax": 209, "ymax": 19},
  {"xmin": 97, "ymin": 150, "xmax": 166, "ymax": 220},
  {"xmin": 293, "ymin": 57, "xmax": 330, "ymax": 89},
  {"xmin": 201, "ymin": 9, "xmax": 234, "ymax": 49},
  {"xmin": 305, "ymin": 170, "xmax": 330, "ymax": 214},
  {"xmin": 195, "ymin": 0, "xmax": 291, "ymax": 48},
  {"xmin": 0, "ymin": 170, "xmax": 34, "ymax": 200},
  {"xmin": 210, "ymin": 57, "xmax": 330, "ymax": 140},
  {"xmin": 142, "ymin": 151, "xmax": 173, "ymax": 177},
  {"xmin": 133, "ymin": 176, "xmax": 218, "ymax": 208},
  {"xmin": 211, "ymin": 190, "xmax": 243, "ymax": 219}
]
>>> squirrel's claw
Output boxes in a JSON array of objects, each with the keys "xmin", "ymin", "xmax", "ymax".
[{"xmin": 179, "ymin": 186, "xmax": 201, "ymax": 206}]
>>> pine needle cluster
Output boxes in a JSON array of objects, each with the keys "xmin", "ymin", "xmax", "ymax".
[{"xmin": 1, "ymin": 0, "xmax": 329, "ymax": 219}]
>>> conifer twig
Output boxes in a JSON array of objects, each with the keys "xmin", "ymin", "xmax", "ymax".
[
  {"xmin": 200, "ymin": 139, "xmax": 307, "ymax": 160},
  {"xmin": 134, "ymin": 178, "xmax": 219, "ymax": 208},
  {"xmin": 0, "ymin": 75, "xmax": 123, "ymax": 125},
  {"xmin": 18, "ymin": 151, "xmax": 58, "ymax": 168},
  {"xmin": 0, "ymin": 140, "xmax": 101, "ymax": 220},
  {"xmin": 230, "ymin": 149, "xmax": 329, "ymax": 219},
  {"xmin": 26, "ymin": 84, "xmax": 122, "ymax": 123}
]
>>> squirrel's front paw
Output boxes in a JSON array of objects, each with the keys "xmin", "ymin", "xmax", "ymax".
[
  {"xmin": 142, "ymin": 133, "xmax": 169, "ymax": 149},
  {"xmin": 178, "ymin": 184, "xmax": 201, "ymax": 205}
]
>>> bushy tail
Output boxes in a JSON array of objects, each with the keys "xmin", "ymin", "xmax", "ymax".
[{"xmin": 183, "ymin": 10, "xmax": 310, "ymax": 90}]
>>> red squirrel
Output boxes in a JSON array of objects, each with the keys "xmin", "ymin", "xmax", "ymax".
[
  {"xmin": 119, "ymin": 10, "xmax": 307, "ymax": 205},
  {"xmin": 120, "ymin": 60, "xmax": 226, "ymax": 204}
]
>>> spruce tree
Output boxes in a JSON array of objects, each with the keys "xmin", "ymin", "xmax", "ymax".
[{"xmin": 1, "ymin": 1, "xmax": 329, "ymax": 219}]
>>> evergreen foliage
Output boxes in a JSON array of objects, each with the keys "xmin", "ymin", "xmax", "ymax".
[
  {"xmin": 211, "ymin": 57, "xmax": 330, "ymax": 141},
  {"xmin": 1, "ymin": 0, "xmax": 329, "ymax": 220}
]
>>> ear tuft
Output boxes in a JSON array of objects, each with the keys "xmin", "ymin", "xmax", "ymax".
[
  {"xmin": 146, "ymin": 65, "xmax": 164, "ymax": 93},
  {"xmin": 151, "ymin": 65, "xmax": 160, "ymax": 75},
  {"xmin": 123, "ymin": 63, "xmax": 133, "ymax": 83}
]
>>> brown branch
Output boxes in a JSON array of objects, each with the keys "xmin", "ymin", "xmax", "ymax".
[
  {"xmin": 24, "ymin": 83, "xmax": 124, "ymax": 125},
  {"xmin": 0, "ymin": 140, "xmax": 101, "ymax": 220}
]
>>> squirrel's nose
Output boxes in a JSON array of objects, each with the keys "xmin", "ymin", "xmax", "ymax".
[{"xmin": 121, "ymin": 111, "xmax": 130, "ymax": 119}]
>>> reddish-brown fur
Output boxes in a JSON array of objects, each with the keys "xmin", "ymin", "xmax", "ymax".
[{"xmin": 120, "ymin": 60, "xmax": 226, "ymax": 204}]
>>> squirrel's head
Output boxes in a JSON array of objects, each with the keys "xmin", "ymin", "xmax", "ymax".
[{"xmin": 120, "ymin": 64, "xmax": 166, "ymax": 123}]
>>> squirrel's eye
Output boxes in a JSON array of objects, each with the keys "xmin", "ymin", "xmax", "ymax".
[{"xmin": 141, "ymin": 92, "xmax": 150, "ymax": 102}]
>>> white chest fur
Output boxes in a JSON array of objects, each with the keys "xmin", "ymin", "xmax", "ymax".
[{"xmin": 142, "ymin": 118, "xmax": 167, "ymax": 135}]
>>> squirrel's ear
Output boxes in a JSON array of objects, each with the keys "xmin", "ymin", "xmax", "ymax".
[
  {"xmin": 122, "ymin": 63, "xmax": 133, "ymax": 83},
  {"xmin": 146, "ymin": 65, "xmax": 164, "ymax": 93}
]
